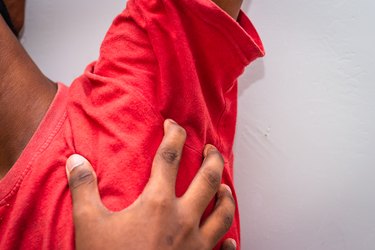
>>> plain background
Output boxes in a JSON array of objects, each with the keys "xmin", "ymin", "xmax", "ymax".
[{"xmin": 21, "ymin": 0, "xmax": 375, "ymax": 249}]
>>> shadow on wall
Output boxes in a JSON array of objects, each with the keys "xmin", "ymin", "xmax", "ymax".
[
  {"xmin": 238, "ymin": 0, "xmax": 266, "ymax": 96},
  {"xmin": 238, "ymin": 58, "xmax": 265, "ymax": 96},
  {"xmin": 243, "ymin": 0, "xmax": 253, "ymax": 12}
]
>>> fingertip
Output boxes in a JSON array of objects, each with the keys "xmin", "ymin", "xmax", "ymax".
[
  {"xmin": 217, "ymin": 184, "xmax": 235, "ymax": 208},
  {"xmin": 229, "ymin": 239, "xmax": 237, "ymax": 249},
  {"xmin": 163, "ymin": 119, "xmax": 186, "ymax": 141},
  {"xmin": 164, "ymin": 118, "xmax": 178, "ymax": 130},
  {"xmin": 203, "ymin": 144, "xmax": 217, "ymax": 157},
  {"xmin": 222, "ymin": 184, "xmax": 232, "ymax": 195},
  {"xmin": 66, "ymin": 154, "xmax": 99, "ymax": 202},
  {"xmin": 166, "ymin": 118, "xmax": 177, "ymax": 125},
  {"xmin": 66, "ymin": 154, "xmax": 87, "ymax": 174},
  {"xmin": 221, "ymin": 238, "xmax": 237, "ymax": 250}
]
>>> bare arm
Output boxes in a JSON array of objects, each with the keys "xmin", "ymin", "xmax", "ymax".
[
  {"xmin": 211, "ymin": 0, "xmax": 243, "ymax": 19},
  {"xmin": 2, "ymin": 0, "xmax": 25, "ymax": 35}
]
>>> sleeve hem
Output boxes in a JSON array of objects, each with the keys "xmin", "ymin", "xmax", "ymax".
[{"xmin": 181, "ymin": 0, "xmax": 265, "ymax": 66}]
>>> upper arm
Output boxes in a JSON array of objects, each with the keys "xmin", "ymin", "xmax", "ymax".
[
  {"xmin": 3, "ymin": 0, "xmax": 25, "ymax": 35},
  {"xmin": 67, "ymin": 0, "xmax": 264, "ymax": 157},
  {"xmin": 211, "ymin": 0, "xmax": 243, "ymax": 19}
]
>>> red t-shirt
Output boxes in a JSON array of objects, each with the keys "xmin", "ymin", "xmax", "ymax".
[{"xmin": 0, "ymin": 0, "xmax": 264, "ymax": 249}]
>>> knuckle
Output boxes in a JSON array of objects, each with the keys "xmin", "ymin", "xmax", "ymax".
[
  {"xmin": 222, "ymin": 240, "xmax": 237, "ymax": 250},
  {"xmin": 217, "ymin": 196, "xmax": 236, "ymax": 214},
  {"xmin": 178, "ymin": 214, "xmax": 196, "ymax": 233},
  {"xmin": 148, "ymin": 195, "xmax": 172, "ymax": 210},
  {"xmin": 223, "ymin": 213, "xmax": 234, "ymax": 232},
  {"xmin": 207, "ymin": 150, "xmax": 225, "ymax": 166},
  {"xmin": 164, "ymin": 235, "xmax": 175, "ymax": 246},
  {"xmin": 219, "ymin": 207, "xmax": 234, "ymax": 232},
  {"xmin": 160, "ymin": 147, "xmax": 181, "ymax": 165},
  {"xmin": 181, "ymin": 213, "xmax": 196, "ymax": 229},
  {"xmin": 201, "ymin": 167, "xmax": 221, "ymax": 192},
  {"xmin": 69, "ymin": 168, "xmax": 96, "ymax": 190},
  {"xmin": 218, "ymin": 186, "xmax": 235, "ymax": 205}
]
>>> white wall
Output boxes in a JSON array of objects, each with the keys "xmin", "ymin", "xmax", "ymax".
[
  {"xmin": 21, "ymin": 0, "xmax": 124, "ymax": 83},
  {"xmin": 22, "ymin": 0, "xmax": 375, "ymax": 249}
]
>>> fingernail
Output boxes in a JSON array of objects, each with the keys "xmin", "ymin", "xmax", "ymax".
[
  {"xmin": 167, "ymin": 119, "xmax": 177, "ymax": 124},
  {"xmin": 229, "ymin": 239, "xmax": 237, "ymax": 248},
  {"xmin": 66, "ymin": 154, "xmax": 86, "ymax": 173},
  {"xmin": 223, "ymin": 184, "xmax": 232, "ymax": 195},
  {"xmin": 164, "ymin": 119, "xmax": 177, "ymax": 132},
  {"xmin": 204, "ymin": 144, "xmax": 217, "ymax": 157}
]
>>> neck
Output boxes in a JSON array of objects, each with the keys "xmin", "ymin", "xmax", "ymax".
[{"xmin": 0, "ymin": 17, "xmax": 56, "ymax": 178}]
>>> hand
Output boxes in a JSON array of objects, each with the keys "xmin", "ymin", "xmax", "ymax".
[
  {"xmin": 66, "ymin": 119, "xmax": 237, "ymax": 250},
  {"xmin": 211, "ymin": 0, "xmax": 243, "ymax": 20}
]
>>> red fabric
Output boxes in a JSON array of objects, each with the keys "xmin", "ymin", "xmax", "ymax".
[{"xmin": 0, "ymin": 0, "xmax": 264, "ymax": 249}]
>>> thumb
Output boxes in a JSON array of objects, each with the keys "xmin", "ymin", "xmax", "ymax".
[
  {"xmin": 66, "ymin": 154, "xmax": 105, "ymax": 217},
  {"xmin": 221, "ymin": 239, "xmax": 237, "ymax": 250}
]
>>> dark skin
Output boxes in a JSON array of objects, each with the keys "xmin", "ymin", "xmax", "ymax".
[
  {"xmin": 214, "ymin": 0, "xmax": 243, "ymax": 19},
  {"xmin": 0, "ymin": 0, "xmax": 52, "ymax": 177},
  {"xmin": 3, "ymin": 0, "xmax": 25, "ymax": 34},
  {"xmin": 0, "ymin": 16, "xmax": 56, "ymax": 178},
  {"xmin": 0, "ymin": 0, "xmax": 243, "ymax": 248},
  {"xmin": 0, "ymin": 0, "xmax": 243, "ymax": 179},
  {"xmin": 67, "ymin": 120, "xmax": 237, "ymax": 250}
]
